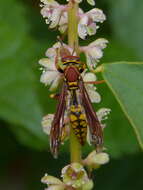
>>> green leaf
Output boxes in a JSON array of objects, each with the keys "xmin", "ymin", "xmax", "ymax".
[
  {"xmin": 0, "ymin": 40, "xmax": 48, "ymax": 149},
  {"xmin": 0, "ymin": 0, "xmax": 48, "ymax": 149},
  {"xmin": 102, "ymin": 62, "xmax": 143, "ymax": 149},
  {"xmin": 0, "ymin": 0, "xmax": 28, "ymax": 59}
]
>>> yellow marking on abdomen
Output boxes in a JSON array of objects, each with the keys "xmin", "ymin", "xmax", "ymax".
[{"xmin": 70, "ymin": 105, "xmax": 87, "ymax": 145}]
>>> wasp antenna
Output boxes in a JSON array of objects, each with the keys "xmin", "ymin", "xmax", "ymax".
[
  {"xmin": 57, "ymin": 36, "xmax": 64, "ymax": 46},
  {"xmin": 71, "ymin": 42, "xmax": 76, "ymax": 55}
]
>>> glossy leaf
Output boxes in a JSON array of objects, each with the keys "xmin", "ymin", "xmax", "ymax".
[{"xmin": 102, "ymin": 62, "xmax": 143, "ymax": 149}]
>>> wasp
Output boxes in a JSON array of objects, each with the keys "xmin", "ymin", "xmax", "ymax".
[{"xmin": 50, "ymin": 46, "xmax": 103, "ymax": 158}]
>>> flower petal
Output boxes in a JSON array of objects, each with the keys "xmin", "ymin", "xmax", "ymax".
[
  {"xmin": 58, "ymin": 12, "xmax": 68, "ymax": 33},
  {"xmin": 59, "ymin": 24, "xmax": 67, "ymax": 34},
  {"xmin": 41, "ymin": 6, "xmax": 51, "ymax": 19},
  {"xmin": 97, "ymin": 108, "xmax": 111, "ymax": 122},
  {"xmin": 90, "ymin": 46, "xmax": 103, "ymax": 60},
  {"xmin": 80, "ymin": 38, "xmax": 108, "ymax": 69},
  {"xmin": 82, "ymin": 180, "xmax": 94, "ymax": 190},
  {"xmin": 39, "ymin": 58, "xmax": 56, "ymax": 70},
  {"xmin": 83, "ymin": 151, "xmax": 110, "ymax": 169},
  {"xmin": 40, "ymin": 70, "xmax": 60, "ymax": 86},
  {"xmin": 83, "ymin": 72, "xmax": 97, "ymax": 82},
  {"xmin": 85, "ymin": 54, "xmax": 97, "ymax": 68},
  {"xmin": 61, "ymin": 163, "xmax": 89, "ymax": 188},
  {"xmin": 88, "ymin": 8, "xmax": 106, "ymax": 23},
  {"xmin": 86, "ymin": 85, "xmax": 101, "ymax": 103},
  {"xmin": 49, "ymin": 8, "xmax": 62, "ymax": 29},
  {"xmin": 49, "ymin": 74, "xmax": 62, "ymax": 91},
  {"xmin": 96, "ymin": 108, "xmax": 111, "ymax": 128},
  {"xmin": 78, "ymin": 15, "xmax": 89, "ymax": 39},
  {"xmin": 86, "ymin": 23, "xmax": 97, "ymax": 36},
  {"xmin": 40, "ymin": 0, "xmax": 58, "ymax": 6},
  {"xmin": 89, "ymin": 38, "xmax": 108, "ymax": 48},
  {"xmin": 93, "ymin": 152, "xmax": 109, "ymax": 165},
  {"xmin": 78, "ymin": 24, "xmax": 87, "ymax": 39},
  {"xmin": 42, "ymin": 114, "xmax": 54, "ymax": 135},
  {"xmin": 87, "ymin": 0, "xmax": 95, "ymax": 6},
  {"xmin": 41, "ymin": 174, "xmax": 63, "ymax": 185},
  {"xmin": 45, "ymin": 43, "xmax": 60, "ymax": 59}
]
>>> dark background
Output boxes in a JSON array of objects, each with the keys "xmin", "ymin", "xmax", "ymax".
[{"xmin": 0, "ymin": 0, "xmax": 143, "ymax": 189}]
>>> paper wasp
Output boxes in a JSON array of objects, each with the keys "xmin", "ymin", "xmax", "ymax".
[{"xmin": 50, "ymin": 45, "xmax": 103, "ymax": 158}]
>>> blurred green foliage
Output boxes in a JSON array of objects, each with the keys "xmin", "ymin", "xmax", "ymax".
[{"xmin": 0, "ymin": 0, "xmax": 143, "ymax": 189}]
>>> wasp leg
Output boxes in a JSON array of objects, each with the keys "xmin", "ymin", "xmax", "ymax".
[
  {"xmin": 84, "ymin": 80, "xmax": 105, "ymax": 85},
  {"xmin": 50, "ymin": 93, "xmax": 60, "ymax": 100}
]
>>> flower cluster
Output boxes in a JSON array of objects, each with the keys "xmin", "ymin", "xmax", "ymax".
[
  {"xmin": 42, "ymin": 163, "xmax": 93, "ymax": 190},
  {"xmin": 39, "ymin": 0, "xmax": 110, "ymax": 189},
  {"xmin": 40, "ymin": 0, "xmax": 106, "ymax": 40},
  {"xmin": 41, "ymin": 157, "xmax": 109, "ymax": 190}
]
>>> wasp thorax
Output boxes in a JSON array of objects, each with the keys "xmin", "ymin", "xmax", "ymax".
[{"xmin": 64, "ymin": 66, "xmax": 79, "ymax": 82}]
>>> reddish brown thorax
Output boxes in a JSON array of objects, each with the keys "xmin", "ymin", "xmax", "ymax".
[{"xmin": 64, "ymin": 66, "xmax": 80, "ymax": 82}]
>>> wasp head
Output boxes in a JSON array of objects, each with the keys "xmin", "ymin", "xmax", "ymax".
[
  {"xmin": 57, "ymin": 55, "xmax": 85, "ymax": 74},
  {"xmin": 56, "ymin": 45, "xmax": 86, "ymax": 74}
]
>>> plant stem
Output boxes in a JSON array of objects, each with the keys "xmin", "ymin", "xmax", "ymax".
[
  {"xmin": 68, "ymin": 0, "xmax": 79, "ymax": 54},
  {"xmin": 68, "ymin": 0, "xmax": 81, "ymax": 163},
  {"xmin": 70, "ymin": 128, "xmax": 82, "ymax": 163}
]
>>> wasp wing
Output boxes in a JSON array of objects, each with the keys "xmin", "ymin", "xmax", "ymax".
[
  {"xmin": 79, "ymin": 80, "xmax": 103, "ymax": 149},
  {"xmin": 50, "ymin": 82, "xmax": 67, "ymax": 158}
]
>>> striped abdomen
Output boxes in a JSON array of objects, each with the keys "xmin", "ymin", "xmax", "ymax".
[{"xmin": 69, "ymin": 105, "xmax": 87, "ymax": 145}]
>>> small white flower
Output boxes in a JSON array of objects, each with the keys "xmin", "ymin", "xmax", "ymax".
[
  {"xmin": 45, "ymin": 42, "xmax": 61, "ymax": 59},
  {"xmin": 97, "ymin": 108, "xmax": 111, "ymax": 128},
  {"xmin": 80, "ymin": 38, "xmax": 108, "ymax": 69},
  {"xmin": 82, "ymin": 71, "xmax": 101, "ymax": 103},
  {"xmin": 86, "ymin": 85, "xmax": 101, "ymax": 103},
  {"xmin": 41, "ymin": 112, "xmax": 70, "ymax": 143},
  {"xmin": 58, "ymin": 12, "xmax": 68, "ymax": 34},
  {"xmin": 83, "ymin": 151, "xmax": 110, "ymax": 169},
  {"xmin": 41, "ymin": 174, "xmax": 63, "ymax": 185},
  {"xmin": 61, "ymin": 163, "xmax": 90, "ymax": 188},
  {"xmin": 88, "ymin": 8, "xmax": 106, "ymax": 23},
  {"xmin": 40, "ymin": 0, "xmax": 68, "ymax": 30},
  {"xmin": 87, "ymin": 0, "xmax": 95, "ymax": 6},
  {"xmin": 40, "ymin": 1, "xmax": 104, "ymax": 39},
  {"xmin": 39, "ymin": 58, "xmax": 62, "ymax": 91},
  {"xmin": 41, "ymin": 173, "xmax": 65, "ymax": 190},
  {"xmin": 42, "ymin": 114, "xmax": 54, "ymax": 135},
  {"xmin": 78, "ymin": 8, "xmax": 106, "ymax": 39}
]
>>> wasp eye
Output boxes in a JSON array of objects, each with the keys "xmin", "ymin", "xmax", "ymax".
[
  {"xmin": 57, "ymin": 68, "xmax": 64, "ymax": 73},
  {"xmin": 79, "ymin": 68, "xmax": 84, "ymax": 73}
]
